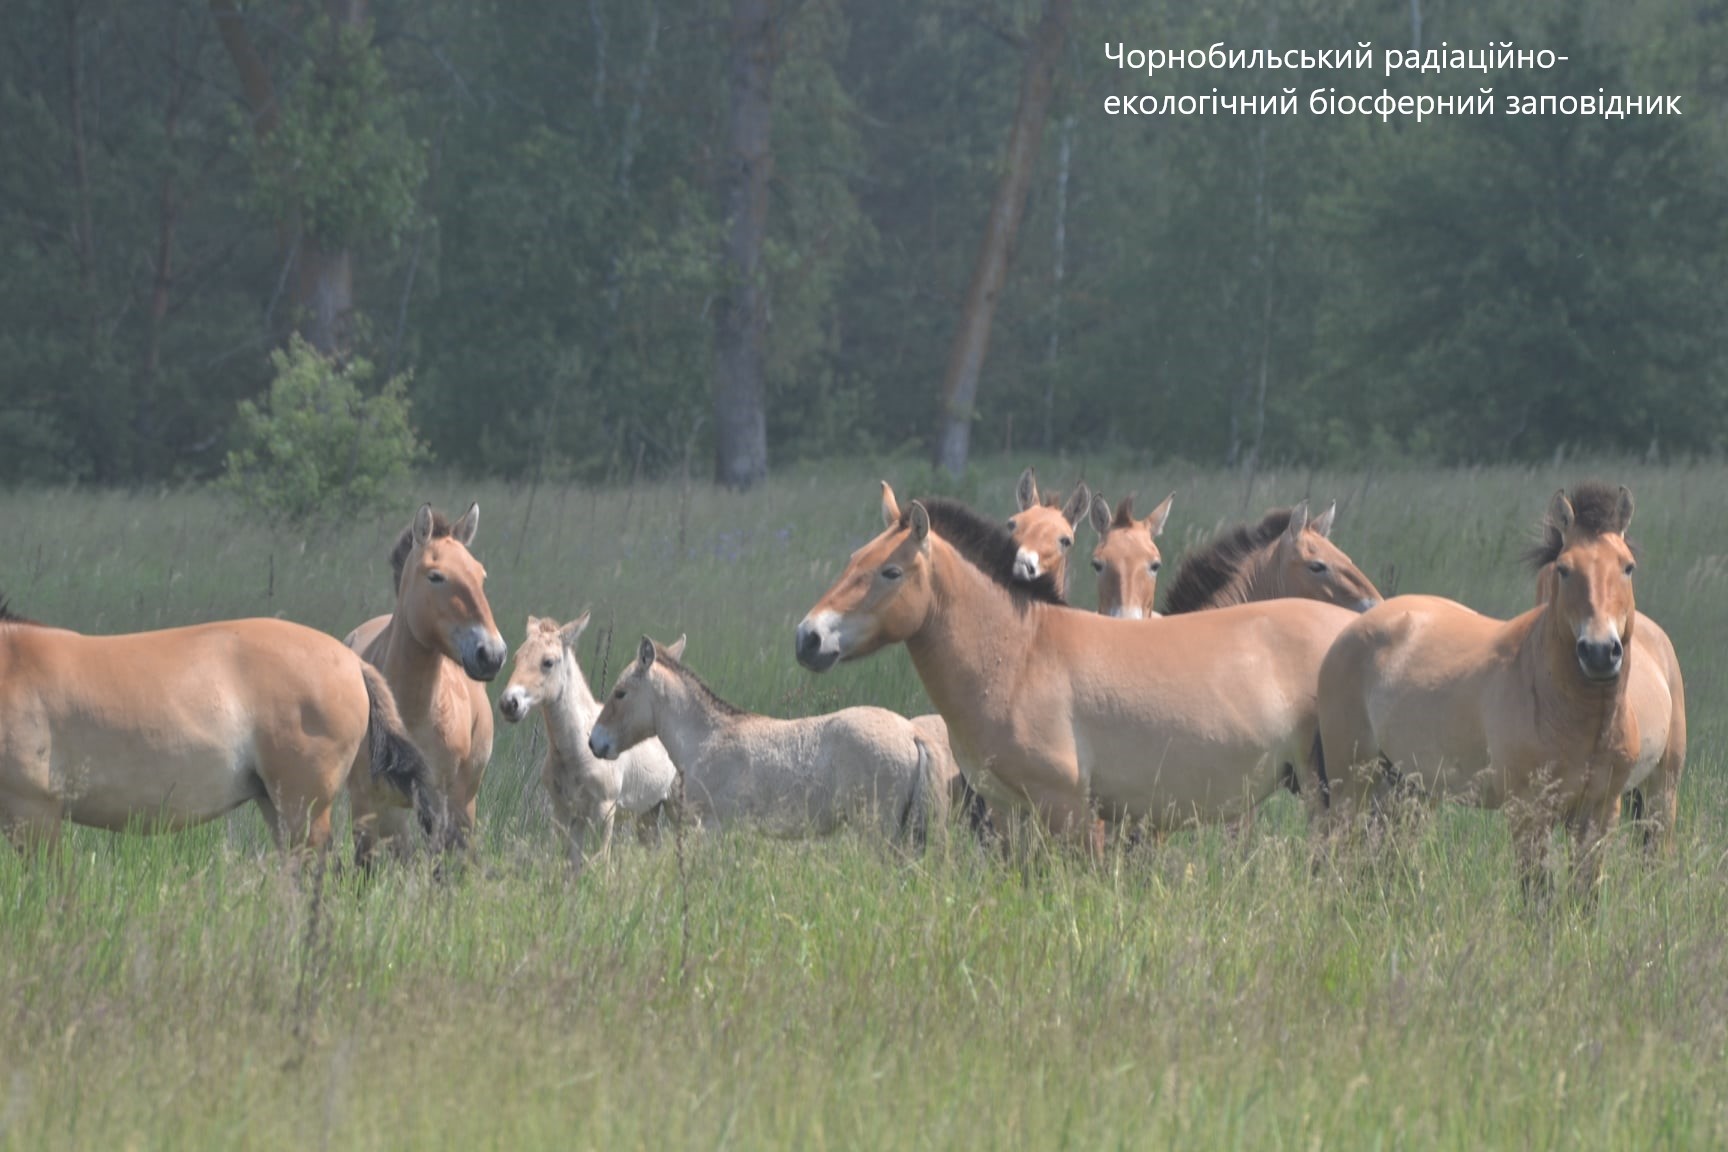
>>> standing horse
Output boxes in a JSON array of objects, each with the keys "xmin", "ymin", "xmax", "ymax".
[
  {"xmin": 1162, "ymin": 501, "xmax": 1381, "ymax": 615},
  {"xmin": 345, "ymin": 503, "xmax": 506, "ymax": 864},
  {"xmin": 1086, "ymin": 492, "xmax": 1175, "ymax": 619},
  {"xmin": 794, "ymin": 485, "xmax": 1356, "ymax": 842},
  {"xmin": 0, "ymin": 602, "xmax": 432, "ymax": 853},
  {"xmin": 589, "ymin": 636, "xmax": 947, "ymax": 844},
  {"xmin": 498, "ymin": 612, "xmax": 678, "ymax": 873},
  {"xmin": 1314, "ymin": 484, "xmax": 1644, "ymax": 901},
  {"xmin": 1007, "ymin": 467, "xmax": 1091, "ymax": 596}
]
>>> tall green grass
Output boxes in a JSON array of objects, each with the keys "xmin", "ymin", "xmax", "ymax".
[{"xmin": 0, "ymin": 458, "xmax": 1723, "ymax": 1148}]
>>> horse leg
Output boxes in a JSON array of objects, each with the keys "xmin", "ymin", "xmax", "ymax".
[
  {"xmin": 1638, "ymin": 746, "xmax": 1683, "ymax": 858},
  {"xmin": 634, "ymin": 802, "xmax": 666, "ymax": 849},
  {"xmin": 1506, "ymin": 803, "xmax": 1556, "ymax": 909},
  {"xmin": 0, "ymin": 798, "xmax": 64, "ymax": 859},
  {"xmin": 1566, "ymin": 798, "xmax": 1620, "ymax": 906}
]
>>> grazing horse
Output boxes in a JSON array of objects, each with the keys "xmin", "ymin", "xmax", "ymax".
[
  {"xmin": 1007, "ymin": 466, "xmax": 1091, "ymax": 595},
  {"xmin": 345, "ymin": 503, "xmax": 507, "ymax": 864},
  {"xmin": 794, "ymin": 485, "xmax": 1356, "ymax": 842},
  {"xmin": 589, "ymin": 636, "xmax": 946, "ymax": 844},
  {"xmin": 1087, "ymin": 492, "xmax": 1175, "ymax": 619},
  {"xmin": 498, "ymin": 612, "xmax": 678, "ymax": 873},
  {"xmin": 1163, "ymin": 501, "xmax": 1381, "ymax": 615},
  {"xmin": 1315, "ymin": 484, "xmax": 1644, "ymax": 902},
  {"xmin": 0, "ymin": 601, "xmax": 433, "ymax": 854},
  {"xmin": 1534, "ymin": 549, "xmax": 1685, "ymax": 855}
]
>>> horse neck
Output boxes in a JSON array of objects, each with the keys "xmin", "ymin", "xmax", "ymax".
[
  {"xmin": 1522, "ymin": 607, "xmax": 1635, "ymax": 755},
  {"xmin": 906, "ymin": 538, "xmax": 1045, "ymax": 729},
  {"xmin": 649, "ymin": 670, "xmax": 738, "ymax": 769},
  {"xmin": 382, "ymin": 597, "xmax": 447, "ymax": 724},
  {"xmin": 539, "ymin": 666, "xmax": 603, "ymax": 765}
]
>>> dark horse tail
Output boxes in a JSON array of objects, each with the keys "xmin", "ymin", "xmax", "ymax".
[{"xmin": 360, "ymin": 663, "xmax": 439, "ymax": 837}]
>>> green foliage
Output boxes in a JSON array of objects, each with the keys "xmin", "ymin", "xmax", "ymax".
[{"xmin": 223, "ymin": 336, "xmax": 423, "ymax": 523}]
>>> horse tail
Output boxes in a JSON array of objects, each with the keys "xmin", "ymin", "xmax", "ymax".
[
  {"xmin": 361, "ymin": 663, "xmax": 439, "ymax": 836},
  {"xmin": 896, "ymin": 736, "xmax": 938, "ymax": 849},
  {"xmin": 1309, "ymin": 727, "xmax": 1331, "ymax": 809}
]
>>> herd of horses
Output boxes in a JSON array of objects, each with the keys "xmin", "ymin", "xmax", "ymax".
[{"xmin": 0, "ymin": 469, "xmax": 1683, "ymax": 903}]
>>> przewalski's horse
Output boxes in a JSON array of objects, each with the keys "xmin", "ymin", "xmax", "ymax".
[
  {"xmin": 1163, "ymin": 501, "xmax": 1382, "ymax": 615},
  {"xmin": 1007, "ymin": 466, "xmax": 1091, "ymax": 596},
  {"xmin": 0, "ymin": 601, "xmax": 433, "ymax": 854},
  {"xmin": 588, "ymin": 636, "xmax": 946, "ymax": 844},
  {"xmin": 794, "ymin": 485, "xmax": 1357, "ymax": 844},
  {"xmin": 498, "ymin": 612, "xmax": 678, "ymax": 873},
  {"xmin": 1531, "ymin": 517, "xmax": 1685, "ymax": 854},
  {"xmin": 345, "ymin": 503, "xmax": 507, "ymax": 865},
  {"xmin": 1087, "ymin": 492, "xmax": 1175, "ymax": 619},
  {"xmin": 1315, "ymin": 484, "xmax": 1644, "ymax": 902}
]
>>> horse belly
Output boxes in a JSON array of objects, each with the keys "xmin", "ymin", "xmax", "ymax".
[
  {"xmin": 1624, "ymin": 662, "xmax": 1672, "ymax": 793},
  {"xmin": 1081, "ymin": 727, "xmax": 1283, "ymax": 828},
  {"xmin": 58, "ymin": 725, "xmax": 256, "ymax": 831}
]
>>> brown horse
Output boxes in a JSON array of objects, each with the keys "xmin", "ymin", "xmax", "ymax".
[
  {"xmin": 345, "ymin": 503, "xmax": 506, "ymax": 864},
  {"xmin": 1315, "ymin": 484, "xmax": 1643, "ymax": 902},
  {"xmin": 0, "ymin": 601, "xmax": 432, "ymax": 853},
  {"xmin": 1087, "ymin": 492, "xmax": 1175, "ymax": 619},
  {"xmin": 1163, "ymin": 501, "xmax": 1382, "ymax": 615},
  {"xmin": 795, "ymin": 485, "xmax": 1356, "ymax": 842},
  {"xmin": 1007, "ymin": 467, "xmax": 1091, "ymax": 596}
]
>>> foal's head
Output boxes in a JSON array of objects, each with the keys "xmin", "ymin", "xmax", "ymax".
[
  {"xmin": 1087, "ymin": 492, "xmax": 1174, "ymax": 619},
  {"xmin": 1007, "ymin": 467, "xmax": 1090, "ymax": 588},
  {"xmin": 1531, "ymin": 484, "xmax": 1638, "ymax": 682},
  {"xmin": 391, "ymin": 502, "xmax": 507, "ymax": 681},
  {"xmin": 588, "ymin": 634, "xmax": 687, "ymax": 759},
  {"xmin": 498, "ymin": 612, "xmax": 589, "ymax": 723}
]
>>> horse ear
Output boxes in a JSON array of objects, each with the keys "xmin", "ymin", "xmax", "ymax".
[
  {"xmin": 1016, "ymin": 466, "xmax": 1039, "ymax": 512},
  {"xmin": 1548, "ymin": 490, "xmax": 1576, "ymax": 535},
  {"xmin": 1111, "ymin": 495, "xmax": 1135, "ymax": 530},
  {"xmin": 1088, "ymin": 494, "xmax": 1113, "ymax": 537},
  {"xmin": 637, "ymin": 635, "xmax": 657, "ymax": 670},
  {"xmin": 1146, "ymin": 492, "xmax": 1175, "ymax": 537},
  {"xmin": 666, "ymin": 634, "xmax": 688, "ymax": 661},
  {"xmin": 908, "ymin": 500, "xmax": 931, "ymax": 550},
  {"xmin": 1285, "ymin": 500, "xmax": 1310, "ymax": 541},
  {"xmin": 1311, "ymin": 501, "xmax": 1337, "ymax": 539},
  {"xmin": 1616, "ymin": 486, "xmax": 1635, "ymax": 533},
  {"xmin": 559, "ymin": 610, "xmax": 591, "ymax": 647},
  {"xmin": 1061, "ymin": 481, "xmax": 1091, "ymax": 527},
  {"xmin": 452, "ymin": 502, "xmax": 480, "ymax": 546},
  {"xmin": 524, "ymin": 614, "xmax": 543, "ymax": 638},
  {"xmin": 880, "ymin": 481, "xmax": 901, "ymax": 528},
  {"xmin": 412, "ymin": 502, "xmax": 435, "ymax": 545}
]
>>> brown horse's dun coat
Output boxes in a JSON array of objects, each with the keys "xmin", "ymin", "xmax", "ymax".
[
  {"xmin": 0, "ymin": 612, "xmax": 429, "ymax": 852},
  {"xmin": 1087, "ymin": 491, "xmax": 1173, "ymax": 619},
  {"xmin": 1007, "ymin": 466, "xmax": 1090, "ymax": 596},
  {"xmin": 345, "ymin": 502, "xmax": 506, "ymax": 863},
  {"xmin": 796, "ymin": 485, "xmax": 1356, "ymax": 840},
  {"xmin": 1316, "ymin": 485, "xmax": 1650, "ymax": 900}
]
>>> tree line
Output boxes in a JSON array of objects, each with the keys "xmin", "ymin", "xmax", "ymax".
[{"xmin": 2, "ymin": 0, "xmax": 1723, "ymax": 489}]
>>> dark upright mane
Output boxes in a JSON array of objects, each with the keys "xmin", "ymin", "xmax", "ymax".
[
  {"xmin": 0, "ymin": 596, "xmax": 35, "ymax": 626},
  {"xmin": 1526, "ymin": 482, "xmax": 1636, "ymax": 569},
  {"xmin": 904, "ymin": 498, "xmax": 1066, "ymax": 605},
  {"xmin": 389, "ymin": 509, "xmax": 454, "ymax": 590},
  {"xmin": 660, "ymin": 649, "xmax": 752, "ymax": 719},
  {"xmin": 1163, "ymin": 508, "xmax": 1295, "ymax": 615}
]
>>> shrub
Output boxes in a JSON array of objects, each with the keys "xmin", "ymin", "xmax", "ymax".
[{"xmin": 223, "ymin": 336, "xmax": 424, "ymax": 523}]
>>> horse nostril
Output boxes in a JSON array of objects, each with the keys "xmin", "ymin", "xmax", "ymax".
[{"xmin": 1610, "ymin": 638, "xmax": 1624, "ymax": 660}]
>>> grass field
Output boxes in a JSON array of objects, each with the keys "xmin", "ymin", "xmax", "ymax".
[{"xmin": 0, "ymin": 457, "xmax": 1723, "ymax": 1149}]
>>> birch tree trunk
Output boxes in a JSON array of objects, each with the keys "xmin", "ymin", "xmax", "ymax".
[{"xmin": 933, "ymin": 0, "xmax": 1073, "ymax": 479}]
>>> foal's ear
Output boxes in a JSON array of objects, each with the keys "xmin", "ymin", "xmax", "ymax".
[
  {"xmin": 1016, "ymin": 466, "xmax": 1039, "ymax": 512},
  {"xmin": 1286, "ymin": 500, "xmax": 1311, "ymax": 541},
  {"xmin": 452, "ymin": 502, "xmax": 480, "ymax": 547},
  {"xmin": 908, "ymin": 500, "xmax": 932, "ymax": 550},
  {"xmin": 523, "ymin": 614, "xmax": 544, "ymax": 638},
  {"xmin": 637, "ymin": 635, "xmax": 657, "ymax": 670},
  {"xmin": 1061, "ymin": 482, "xmax": 1091, "ymax": 527},
  {"xmin": 665, "ymin": 634, "xmax": 688, "ymax": 661},
  {"xmin": 1548, "ymin": 489, "xmax": 1576, "ymax": 535},
  {"xmin": 1616, "ymin": 486, "xmax": 1635, "ymax": 533},
  {"xmin": 412, "ymin": 502, "xmax": 436, "ymax": 545},
  {"xmin": 1146, "ymin": 492, "xmax": 1176, "ymax": 537},
  {"xmin": 880, "ymin": 481, "xmax": 901, "ymax": 528},
  {"xmin": 1311, "ymin": 501, "xmax": 1337, "ymax": 540},
  {"xmin": 1088, "ymin": 493, "xmax": 1113, "ymax": 537},
  {"xmin": 559, "ymin": 609, "xmax": 591, "ymax": 647}
]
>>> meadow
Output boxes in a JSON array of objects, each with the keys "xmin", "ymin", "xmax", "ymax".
[{"xmin": 0, "ymin": 457, "xmax": 1724, "ymax": 1149}]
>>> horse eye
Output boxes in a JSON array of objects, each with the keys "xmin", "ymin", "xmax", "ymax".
[
  {"xmin": 541, "ymin": 656, "xmax": 556, "ymax": 670},
  {"xmin": 1150, "ymin": 561, "xmax": 1161, "ymax": 573},
  {"xmin": 1556, "ymin": 566, "xmax": 1573, "ymax": 580},
  {"xmin": 613, "ymin": 687, "xmax": 627, "ymax": 700},
  {"xmin": 427, "ymin": 570, "xmax": 447, "ymax": 584},
  {"xmin": 1624, "ymin": 563, "xmax": 1637, "ymax": 576},
  {"xmin": 1005, "ymin": 518, "xmax": 1017, "ymax": 533},
  {"xmin": 1059, "ymin": 536, "xmax": 1073, "ymax": 550},
  {"xmin": 1308, "ymin": 561, "xmax": 1329, "ymax": 574},
  {"xmin": 882, "ymin": 565, "xmax": 904, "ymax": 581},
  {"xmin": 1091, "ymin": 559, "xmax": 1104, "ymax": 573}
]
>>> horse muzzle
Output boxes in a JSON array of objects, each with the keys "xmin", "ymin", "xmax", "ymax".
[
  {"xmin": 498, "ymin": 688, "xmax": 530, "ymax": 723},
  {"xmin": 795, "ymin": 615, "xmax": 841, "ymax": 672},
  {"xmin": 457, "ymin": 629, "xmax": 508, "ymax": 681},
  {"xmin": 1575, "ymin": 635, "xmax": 1624, "ymax": 681},
  {"xmin": 1012, "ymin": 549, "xmax": 1041, "ymax": 582},
  {"xmin": 588, "ymin": 725, "xmax": 618, "ymax": 760}
]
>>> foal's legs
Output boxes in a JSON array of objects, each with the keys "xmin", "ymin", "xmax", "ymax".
[{"xmin": 0, "ymin": 797, "xmax": 64, "ymax": 858}]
